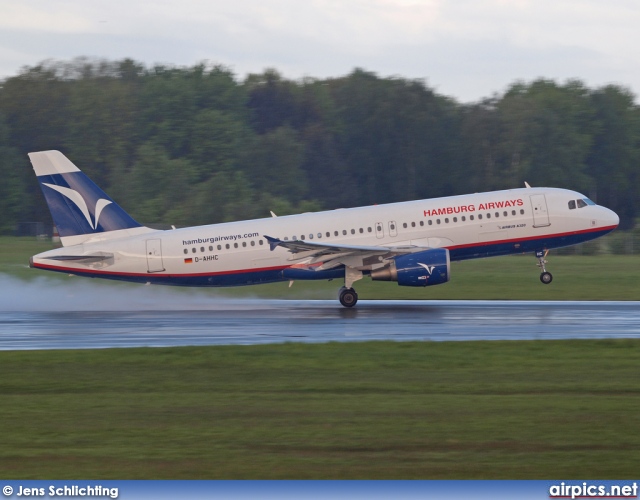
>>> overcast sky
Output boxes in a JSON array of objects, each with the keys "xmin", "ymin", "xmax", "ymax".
[{"xmin": 1, "ymin": 0, "xmax": 638, "ymax": 102}]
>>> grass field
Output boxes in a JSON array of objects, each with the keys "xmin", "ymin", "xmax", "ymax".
[
  {"xmin": 0, "ymin": 341, "xmax": 639, "ymax": 479},
  {"xmin": 2, "ymin": 236, "xmax": 640, "ymax": 300},
  {"xmin": 1, "ymin": 237, "xmax": 639, "ymax": 479}
]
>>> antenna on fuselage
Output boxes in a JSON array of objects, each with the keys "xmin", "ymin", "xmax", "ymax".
[{"xmin": 524, "ymin": 182, "xmax": 531, "ymax": 188}]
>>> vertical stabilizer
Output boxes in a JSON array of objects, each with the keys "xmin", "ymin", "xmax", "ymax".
[{"xmin": 29, "ymin": 150, "xmax": 151, "ymax": 246}]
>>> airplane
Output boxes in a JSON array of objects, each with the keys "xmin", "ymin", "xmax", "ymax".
[{"xmin": 28, "ymin": 150, "xmax": 619, "ymax": 307}]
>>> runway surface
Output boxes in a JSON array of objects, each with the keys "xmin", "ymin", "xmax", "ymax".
[{"xmin": 2, "ymin": 299, "xmax": 639, "ymax": 350}]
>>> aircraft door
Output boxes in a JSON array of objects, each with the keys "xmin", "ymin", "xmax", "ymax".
[
  {"xmin": 375, "ymin": 222, "xmax": 384, "ymax": 239},
  {"xmin": 530, "ymin": 194, "xmax": 551, "ymax": 228},
  {"xmin": 388, "ymin": 221, "xmax": 398, "ymax": 237},
  {"xmin": 146, "ymin": 238, "xmax": 165, "ymax": 273}
]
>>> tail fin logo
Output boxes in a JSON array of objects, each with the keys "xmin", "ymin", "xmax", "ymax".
[{"xmin": 42, "ymin": 183, "xmax": 112, "ymax": 230}]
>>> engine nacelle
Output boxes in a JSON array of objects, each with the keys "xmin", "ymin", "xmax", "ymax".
[{"xmin": 370, "ymin": 248, "xmax": 450, "ymax": 287}]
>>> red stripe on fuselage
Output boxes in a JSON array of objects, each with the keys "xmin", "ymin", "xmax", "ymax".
[
  {"xmin": 447, "ymin": 224, "xmax": 617, "ymax": 251},
  {"xmin": 31, "ymin": 262, "xmax": 290, "ymax": 278}
]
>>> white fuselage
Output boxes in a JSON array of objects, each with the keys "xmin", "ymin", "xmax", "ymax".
[{"xmin": 31, "ymin": 187, "xmax": 619, "ymax": 287}]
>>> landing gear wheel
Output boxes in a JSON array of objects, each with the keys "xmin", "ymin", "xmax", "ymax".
[
  {"xmin": 339, "ymin": 287, "xmax": 358, "ymax": 308},
  {"xmin": 540, "ymin": 272, "xmax": 553, "ymax": 284}
]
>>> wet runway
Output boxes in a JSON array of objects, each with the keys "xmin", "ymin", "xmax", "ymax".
[{"xmin": 1, "ymin": 299, "xmax": 639, "ymax": 350}]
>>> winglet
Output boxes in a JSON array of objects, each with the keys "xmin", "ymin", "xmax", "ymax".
[{"xmin": 264, "ymin": 235, "xmax": 282, "ymax": 251}]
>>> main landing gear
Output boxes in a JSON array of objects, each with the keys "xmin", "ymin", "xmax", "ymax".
[
  {"xmin": 337, "ymin": 266, "xmax": 363, "ymax": 307},
  {"xmin": 536, "ymin": 250, "xmax": 553, "ymax": 284},
  {"xmin": 338, "ymin": 286, "xmax": 358, "ymax": 308}
]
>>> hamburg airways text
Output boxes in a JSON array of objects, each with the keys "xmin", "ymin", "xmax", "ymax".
[
  {"xmin": 424, "ymin": 198, "xmax": 524, "ymax": 217},
  {"xmin": 182, "ymin": 232, "xmax": 259, "ymax": 246}
]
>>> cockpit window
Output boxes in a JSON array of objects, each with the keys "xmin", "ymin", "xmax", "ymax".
[
  {"xmin": 568, "ymin": 200, "xmax": 576, "ymax": 210},
  {"xmin": 584, "ymin": 198, "xmax": 596, "ymax": 206},
  {"xmin": 576, "ymin": 199, "xmax": 588, "ymax": 208}
]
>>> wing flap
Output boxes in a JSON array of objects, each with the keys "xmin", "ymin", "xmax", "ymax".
[{"xmin": 264, "ymin": 235, "xmax": 432, "ymax": 271}]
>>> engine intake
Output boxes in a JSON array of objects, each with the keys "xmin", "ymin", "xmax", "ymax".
[{"xmin": 371, "ymin": 248, "xmax": 450, "ymax": 287}]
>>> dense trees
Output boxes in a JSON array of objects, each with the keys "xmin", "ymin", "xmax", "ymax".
[{"xmin": 0, "ymin": 58, "xmax": 638, "ymax": 233}]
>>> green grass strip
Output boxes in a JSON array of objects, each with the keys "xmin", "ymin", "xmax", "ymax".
[{"xmin": 1, "ymin": 340, "xmax": 639, "ymax": 478}]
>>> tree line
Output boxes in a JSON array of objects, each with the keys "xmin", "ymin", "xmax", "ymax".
[{"xmin": 0, "ymin": 57, "xmax": 638, "ymax": 235}]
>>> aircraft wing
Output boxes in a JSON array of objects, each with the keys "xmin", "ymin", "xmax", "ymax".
[{"xmin": 264, "ymin": 235, "xmax": 428, "ymax": 270}]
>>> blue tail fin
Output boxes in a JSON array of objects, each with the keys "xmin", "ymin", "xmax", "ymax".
[{"xmin": 29, "ymin": 150, "xmax": 147, "ymax": 246}]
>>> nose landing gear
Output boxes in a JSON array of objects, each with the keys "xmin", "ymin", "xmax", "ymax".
[{"xmin": 536, "ymin": 250, "xmax": 553, "ymax": 284}]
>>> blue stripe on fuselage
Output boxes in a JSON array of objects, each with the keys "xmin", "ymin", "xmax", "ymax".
[{"xmin": 449, "ymin": 226, "xmax": 614, "ymax": 261}]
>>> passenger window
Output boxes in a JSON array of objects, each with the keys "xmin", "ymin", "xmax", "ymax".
[
  {"xmin": 437, "ymin": 219, "xmax": 441, "ymax": 224},
  {"xmin": 301, "ymin": 235, "xmax": 305, "ymax": 240},
  {"xmin": 326, "ymin": 232, "xmax": 330, "ymax": 237},
  {"xmin": 478, "ymin": 214, "xmax": 483, "ymax": 220},
  {"xmin": 428, "ymin": 220, "xmax": 433, "ymax": 225},
  {"xmin": 183, "ymin": 249, "xmax": 188, "ymax": 254},
  {"xmin": 520, "ymin": 209, "xmax": 525, "ymax": 215},
  {"xmin": 334, "ymin": 231, "xmax": 339, "ymax": 236},
  {"xmin": 217, "ymin": 245, "xmax": 222, "ymax": 250},
  {"xmin": 351, "ymin": 229, "xmax": 355, "ymax": 234},
  {"xmin": 284, "ymin": 237, "xmax": 289, "ymax": 241},
  {"xmin": 259, "ymin": 240, "xmax": 264, "ymax": 245},
  {"xmin": 445, "ymin": 218, "xmax": 449, "ymax": 223},
  {"xmin": 376, "ymin": 225, "xmax": 382, "ymax": 232},
  {"xmin": 251, "ymin": 241, "xmax": 255, "ymax": 246},
  {"xmin": 470, "ymin": 215, "xmax": 474, "ymax": 221},
  {"xmin": 495, "ymin": 212, "xmax": 499, "ymax": 218},
  {"xmin": 503, "ymin": 211, "xmax": 508, "ymax": 217},
  {"xmin": 209, "ymin": 245, "xmax": 213, "ymax": 251},
  {"xmin": 359, "ymin": 228, "xmax": 364, "ymax": 234},
  {"xmin": 192, "ymin": 248, "xmax": 196, "ymax": 253},
  {"xmin": 512, "ymin": 210, "xmax": 516, "ymax": 216},
  {"xmin": 318, "ymin": 233, "xmax": 322, "ymax": 239},
  {"xmin": 568, "ymin": 200, "xmax": 576, "ymax": 210},
  {"xmin": 487, "ymin": 213, "xmax": 491, "ymax": 219},
  {"xmin": 419, "ymin": 221, "xmax": 424, "ymax": 226},
  {"xmin": 242, "ymin": 242, "xmax": 246, "ymax": 247},
  {"xmin": 309, "ymin": 234, "xmax": 313, "ymax": 239},
  {"xmin": 461, "ymin": 216, "xmax": 466, "ymax": 222},
  {"xmin": 234, "ymin": 243, "xmax": 238, "ymax": 248},
  {"xmin": 403, "ymin": 223, "xmax": 408, "ymax": 228},
  {"xmin": 225, "ymin": 244, "xmax": 230, "ymax": 249},
  {"xmin": 411, "ymin": 222, "xmax": 416, "ymax": 228},
  {"xmin": 368, "ymin": 227, "xmax": 372, "ymax": 232},
  {"xmin": 577, "ymin": 199, "xmax": 588, "ymax": 208},
  {"xmin": 343, "ymin": 230, "xmax": 347, "ymax": 235},
  {"xmin": 453, "ymin": 217, "xmax": 457, "ymax": 222}
]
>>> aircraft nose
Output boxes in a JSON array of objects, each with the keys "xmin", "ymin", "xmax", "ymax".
[{"xmin": 603, "ymin": 207, "xmax": 619, "ymax": 228}]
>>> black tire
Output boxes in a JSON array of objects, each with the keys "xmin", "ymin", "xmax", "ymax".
[
  {"xmin": 339, "ymin": 288, "xmax": 358, "ymax": 308},
  {"xmin": 540, "ymin": 272, "xmax": 553, "ymax": 284}
]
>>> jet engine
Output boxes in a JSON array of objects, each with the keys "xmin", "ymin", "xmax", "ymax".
[{"xmin": 370, "ymin": 248, "xmax": 450, "ymax": 287}]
